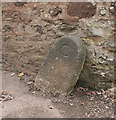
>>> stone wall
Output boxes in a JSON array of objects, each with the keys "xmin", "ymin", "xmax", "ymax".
[{"xmin": 2, "ymin": 2, "xmax": 115, "ymax": 89}]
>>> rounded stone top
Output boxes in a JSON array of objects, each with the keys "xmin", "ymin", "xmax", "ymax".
[{"xmin": 54, "ymin": 36, "xmax": 86, "ymax": 62}]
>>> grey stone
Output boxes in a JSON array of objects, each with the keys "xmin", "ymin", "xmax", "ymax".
[
  {"xmin": 49, "ymin": 6, "xmax": 62, "ymax": 17},
  {"xmin": 79, "ymin": 19, "xmax": 114, "ymax": 90},
  {"xmin": 35, "ymin": 36, "xmax": 86, "ymax": 96},
  {"xmin": 3, "ymin": 24, "xmax": 13, "ymax": 32},
  {"xmin": 67, "ymin": 2, "xmax": 96, "ymax": 18}
]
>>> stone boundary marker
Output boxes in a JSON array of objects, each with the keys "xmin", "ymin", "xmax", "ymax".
[{"xmin": 35, "ymin": 36, "xmax": 86, "ymax": 96}]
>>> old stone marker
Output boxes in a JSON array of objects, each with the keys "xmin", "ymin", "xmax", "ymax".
[{"xmin": 35, "ymin": 36, "xmax": 86, "ymax": 96}]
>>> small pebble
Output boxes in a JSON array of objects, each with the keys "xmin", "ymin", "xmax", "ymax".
[
  {"xmin": 80, "ymin": 102, "xmax": 85, "ymax": 105},
  {"xmin": 106, "ymin": 106, "xmax": 109, "ymax": 109},
  {"xmin": 86, "ymin": 92, "xmax": 91, "ymax": 96},
  {"xmin": 100, "ymin": 9, "xmax": 106, "ymax": 16},
  {"xmin": 2, "ymin": 91, "xmax": 8, "ymax": 95},
  {"xmin": 32, "ymin": 91, "xmax": 35, "ymax": 94},
  {"xmin": 28, "ymin": 81, "xmax": 33, "ymax": 85},
  {"xmin": 96, "ymin": 91, "xmax": 102, "ymax": 95},
  {"xmin": 103, "ymin": 95, "xmax": 108, "ymax": 98},
  {"xmin": 69, "ymin": 103, "xmax": 73, "ymax": 107}
]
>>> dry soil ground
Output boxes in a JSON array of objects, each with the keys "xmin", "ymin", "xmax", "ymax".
[{"xmin": 1, "ymin": 71, "xmax": 115, "ymax": 118}]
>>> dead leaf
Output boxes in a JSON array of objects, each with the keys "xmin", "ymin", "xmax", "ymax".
[
  {"xmin": 18, "ymin": 72, "xmax": 24, "ymax": 77},
  {"xmin": 2, "ymin": 91, "xmax": 8, "ymax": 95}
]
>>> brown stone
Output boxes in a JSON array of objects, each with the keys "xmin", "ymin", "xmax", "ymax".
[{"xmin": 67, "ymin": 2, "xmax": 96, "ymax": 18}]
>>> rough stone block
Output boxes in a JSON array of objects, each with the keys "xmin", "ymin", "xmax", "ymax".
[
  {"xmin": 35, "ymin": 36, "xmax": 86, "ymax": 96},
  {"xmin": 67, "ymin": 2, "xmax": 96, "ymax": 18}
]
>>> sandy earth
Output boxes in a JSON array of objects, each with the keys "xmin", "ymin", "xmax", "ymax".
[{"xmin": 1, "ymin": 71, "xmax": 115, "ymax": 118}]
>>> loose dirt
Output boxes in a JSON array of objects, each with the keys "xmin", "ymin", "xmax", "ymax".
[{"xmin": 1, "ymin": 71, "xmax": 115, "ymax": 118}]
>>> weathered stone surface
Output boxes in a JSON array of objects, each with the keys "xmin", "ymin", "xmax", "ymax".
[
  {"xmin": 35, "ymin": 36, "xmax": 86, "ymax": 96},
  {"xmin": 78, "ymin": 19, "xmax": 115, "ymax": 89},
  {"xmin": 99, "ymin": 8, "xmax": 106, "ymax": 16},
  {"xmin": 67, "ymin": 2, "xmax": 96, "ymax": 18}
]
